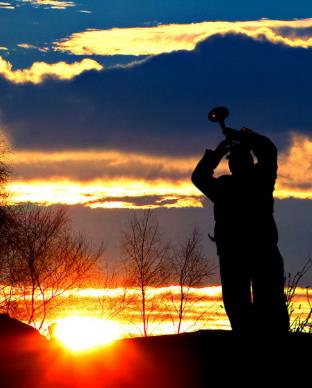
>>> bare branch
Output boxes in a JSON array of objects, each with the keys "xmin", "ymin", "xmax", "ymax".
[
  {"xmin": 0, "ymin": 204, "xmax": 103, "ymax": 329},
  {"xmin": 122, "ymin": 210, "xmax": 170, "ymax": 336}
]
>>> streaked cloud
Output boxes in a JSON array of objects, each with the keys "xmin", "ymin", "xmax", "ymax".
[
  {"xmin": 0, "ymin": 56, "xmax": 103, "ymax": 84},
  {"xmin": 10, "ymin": 150, "xmax": 196, "ymax": 181},
  {"xmin": 17, "ymin": 43, "xmax": 49, "ymax": 52},
  {"xmin": 20, "ymin": 0, "xmax": 75, "ymax": 9},
  {"xmin": 7, "ymin": 149, "xmax": 214, "ymax": 208},
  {"xmin": 78, "ymin": 10, "xmax": 91, "ymax": 14},
  {"xmin": 17, "ymin": 43, "xmax": 37, "ymax": 49},
  {"xmin": 0, "ymin": 2, "xmax": 15, "ymax": 9},
  {"xmin": 7, "ymin": 134, "xmax": 312, "ymax": 208},
  {"xmin": 35, "ymin": 285, "xmax": 310, "ymax": 334},
  {"xmin": 9, "ymin": 178, "xmax": 203, "ymax": 209},
  {"xmin": 54, "ymin": 18, "xmax": 312, "ymax": 56}
]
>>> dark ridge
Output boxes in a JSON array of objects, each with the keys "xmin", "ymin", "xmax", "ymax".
[{"xmin": 0, "ymin": 315, "xmax": 310, "ymax": 387}]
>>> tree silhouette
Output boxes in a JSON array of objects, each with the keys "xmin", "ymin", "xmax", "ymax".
[
  {"xmin": 168, "ymin": 227, "xmax": 215, "ymax": 334},
  {"xmin": 122, "ymin": 210, "xmax": 170, "ymax": 336},
  {"xmin": 0, "ymin": 205, "xmax": 103, "ymax": 330}
]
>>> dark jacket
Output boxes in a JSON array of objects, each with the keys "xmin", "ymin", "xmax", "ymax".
[{"xmin": 192, "ymin": 131, "xmax": 278, "ymax": 254}]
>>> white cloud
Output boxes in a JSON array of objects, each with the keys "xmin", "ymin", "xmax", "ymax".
[
  {"xmin": 0, "ymin": 2, "xmax": 15, "ymax": 9},
  {"xmin": 17, "ymin": 43, "xmax": 49, "ymax": 52},
  {"xmin": 19, "ymin": 0, "xmax": 75, "ymax": 9},
  {"xmin": 0, "ymin": 56, "xmax": 103, "ymax": 84}
]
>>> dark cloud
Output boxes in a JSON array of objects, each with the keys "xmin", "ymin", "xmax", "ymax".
[
  {"xmin": 12, "ymin": 156, "xmax": 192, "ymax": 181},
  {"xmin": 274, "ymin": 26, "xmax": 312, "ymax": 37},
  {"xmin": 1, "ymin": 33, "xmax": 312, "ymax": 155},
  {"xmin": 280, "ymin": 181, "xmax": 312, "ymax": 190}
]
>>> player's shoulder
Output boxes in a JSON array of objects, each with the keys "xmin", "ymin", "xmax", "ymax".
[{"xmin": 216, "ymin": 174, "xmax": 232, "ymax": 186}]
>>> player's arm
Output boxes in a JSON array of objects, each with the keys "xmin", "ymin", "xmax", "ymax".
[
  {"xmin": 191, "ymin": 140, "xmax": 230, "ymax": 201},
  {"xmin": 223, "ymin": 127, "xmax": 277, "ymax": 177}
]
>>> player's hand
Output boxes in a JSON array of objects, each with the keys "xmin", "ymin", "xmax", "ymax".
[
  {"xmin": 223, "ymin": 127, "xmax": 239, "ymax": 141},
  {"xmin": 215, "ymin": 139, "xmax": 232, "ymax": 157}
]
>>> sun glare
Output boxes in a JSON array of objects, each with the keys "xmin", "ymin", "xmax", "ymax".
[{"xmin": 54, "ymin": 317, "xmax": 123, "ymax": 352}]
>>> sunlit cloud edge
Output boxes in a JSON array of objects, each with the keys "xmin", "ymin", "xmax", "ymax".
[
  {"xmin": 54, "ymin": 18, "xmax": 312, "ymax": 57},
  {"xmin": 0, "ymin": 56, "xmax": 103, "ymax": 84}
]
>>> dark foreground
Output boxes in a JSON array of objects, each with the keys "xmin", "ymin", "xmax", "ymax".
[{"xmin": 0, "ymin": 314, "xmax": 311, "ymax": 388}]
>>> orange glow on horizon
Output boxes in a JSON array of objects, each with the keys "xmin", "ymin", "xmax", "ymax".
[
  {"xmin": 5, "ymin": 133, "xmax": 312, "ymax": 208},
  {"xmin": 53, "ymin": 316, "xmax": 123, "ymax": 352},
  {"xmin": 36, "ymin": 285, "xmax": 311, "ymax": 339}
]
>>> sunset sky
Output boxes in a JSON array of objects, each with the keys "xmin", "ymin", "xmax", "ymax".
[{"xmin": 1, "ymin": 1, "xmax": 312, "ymax": 281}]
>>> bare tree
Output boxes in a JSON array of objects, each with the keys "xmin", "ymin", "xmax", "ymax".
[
  {"xmin": 0, "ymin": 205, "xmax": 103, "ymax": 330},
  {"xmin": 0, "ymin": 132, "xmax": 10, "ymax": 205},
  {"xmin": 122, "ymin": 210, "xmax": 170, "ymax": 336},
  {"xmin": 94, "ymin": 262, "xmax": 136, "ymax": 321},
  {"xmin": 0, "ymin": 135, "xmax": 16, "ymax": 309},
  {"xmin": 286, "ymin": 258, "xmax": 312, "ymax": 333},
  {"xmin": 168, "ymin": 227, "xmax": 215, "ymax": 334}
]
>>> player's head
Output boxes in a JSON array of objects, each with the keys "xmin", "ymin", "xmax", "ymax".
[{"xmin": 227, "ymin": 143, "xmax": 254, "ymax": 175}]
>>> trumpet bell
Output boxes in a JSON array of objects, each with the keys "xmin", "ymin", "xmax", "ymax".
[{"xmin": 208, "ymin": 106, "xmax": 229, "ymax": 123}]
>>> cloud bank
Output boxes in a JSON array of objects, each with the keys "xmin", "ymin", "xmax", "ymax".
[
  {"xmin": 1, "ymin": 33, "xmax": 311, "ymax": 154},
  {"xmin": 54, "ymin": 18, "xmax": 312, "ymax": 56},
  {"xmin": 0, "ymin": 32, "xmax": 311, "ymax": 207}
]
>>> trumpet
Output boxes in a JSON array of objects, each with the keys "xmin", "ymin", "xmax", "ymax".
[{"xmin": 208, "ymin": 106, "xmax": 229, "ymax": 132}]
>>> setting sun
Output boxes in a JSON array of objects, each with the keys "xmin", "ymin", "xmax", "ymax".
[{"xmin": 53, "ymin": 317, "xmax": 123, "ymax": 352}]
